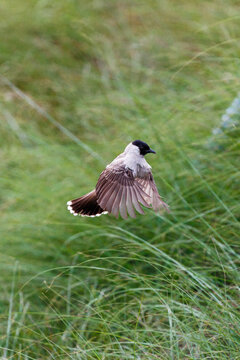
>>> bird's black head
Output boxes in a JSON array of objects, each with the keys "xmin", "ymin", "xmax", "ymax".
[{"xmin": 132, "ymin": 140, "xmax": 156, "ymax": 156}]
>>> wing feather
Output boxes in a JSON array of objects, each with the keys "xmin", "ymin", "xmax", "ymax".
[
  {"xmin": 134, "ymin": 183, "xmax": 151, "ymax": 208},
  {"xmin": 130, "ymin": 187, "xmax": 145, "ymax": 215},
  {"xmin": 111, "ymin": 185, "xmax": 123, "ymax": 218},
  {"xmin": 98, "ymin": 183, "xmax": 117, "ymax": 209},
  {"xmin": 106, "ymin": 183, "xmax": 121, "ymax": 213},
  {"xmin": 96, "ymin": 177, "xmax": 113, "ymax": 197},
  {"xmin": 95, "ymin": 164, "xmax": 169, "ymax": 219},
  {"xmin": 125, "ymin": 183, "xmax": 136, "ymax": 218},
  {"xmin": 136, "ymin": 172, "xmax": 170, "ymax": 212},
  {"xmin": 119, "ymin": 186, "xmax": 128, "ymax": 219}
]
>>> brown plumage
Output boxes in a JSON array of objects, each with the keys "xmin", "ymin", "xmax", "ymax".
[
  {"xmin": 68, "ymin": 190, "xmax": 107, "ymax": 217},
  {"xmin": 67, "ymin": 140, "xmax": 170, "ymax": 219},
  {"xmin": 67, "ymin": 167, "xmax": 169, "ymax": 219}
]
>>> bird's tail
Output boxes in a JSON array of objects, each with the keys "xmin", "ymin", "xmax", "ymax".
[{"xmin": 67, "ymin": 190, "xmax": 108, "ymax": 217}]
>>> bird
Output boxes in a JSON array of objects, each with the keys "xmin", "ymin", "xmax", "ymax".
[{"xmin": 67, "ymin": 140, "xmax": 169, "ymax": 219}]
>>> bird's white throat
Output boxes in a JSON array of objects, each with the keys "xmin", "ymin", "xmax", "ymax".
[{"xmin": 123, "ymin": 143, "xmax": 151, "ymax": 176}]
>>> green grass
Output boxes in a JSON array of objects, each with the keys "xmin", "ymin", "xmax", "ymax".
[{"xmin": 0, "ymin": 0, "xmax": 240, "ymax": 358}]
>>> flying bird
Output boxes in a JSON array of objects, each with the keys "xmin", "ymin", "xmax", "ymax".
[{"xmin": 67, "ymin": 140, "xmax": 169, "ymax": 219}]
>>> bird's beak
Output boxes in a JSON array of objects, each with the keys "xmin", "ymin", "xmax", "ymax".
[{"xmin": 147, "ymin": 148, "xmax": 156, "ymax": 154}]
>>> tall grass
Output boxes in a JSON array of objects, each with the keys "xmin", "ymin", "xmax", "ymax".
[{"xmin": 0, "ymin": 0, "xmax": 239, "ymax": 358}]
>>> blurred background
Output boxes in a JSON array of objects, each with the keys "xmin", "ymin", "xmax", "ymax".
[{"xmin": 0, "ymin": 0, "xmax": 239, "ymax": 358}]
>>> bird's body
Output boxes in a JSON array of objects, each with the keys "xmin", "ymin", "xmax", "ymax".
[
  {"xmin": 107, "ymin": 142, "xmax": 151, "ymax": 177},
  {"xmin": 67, "ymin": 140, "xmax": 169, "ymax": 219}
]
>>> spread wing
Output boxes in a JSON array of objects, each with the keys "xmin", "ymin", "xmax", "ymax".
[
  {"xmin": 136, "ymin": 173, "xmax": 170, "ymax": 213},
  {"xmin": 95, "ymin": 165, "xmax": 169, "ymax": 219}
]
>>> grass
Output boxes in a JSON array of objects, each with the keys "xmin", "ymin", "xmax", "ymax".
[{"xmin": 0, "ymin": 0, "xmax": 240, "ymax": 358}]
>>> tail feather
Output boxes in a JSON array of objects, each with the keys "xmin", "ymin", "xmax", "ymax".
[{"xmin": 67, "ymin": 190, "xmax": 108, "ymax": 217}]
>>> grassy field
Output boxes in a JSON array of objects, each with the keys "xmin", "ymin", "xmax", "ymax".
[{"xmin": 0, "ymin": 0, "xmax": 240, "ymax": 358}]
